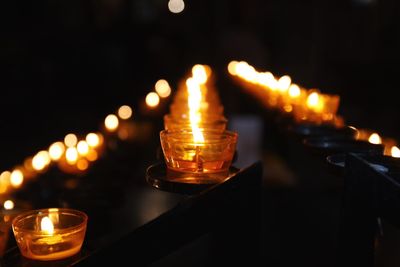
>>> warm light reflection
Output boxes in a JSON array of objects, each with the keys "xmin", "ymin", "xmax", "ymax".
[
  {"xmin": 391, "ymin": 146, "xmax": 400, "ymax": 158},
  {"xmin": 64, "ymin": 134, "xmax": 78, "ymax": 147},
  {"xmin": 77, "ymin": 159, "xmax": 89, "ymax": 171},
  {"xmin": 66, "ymin": 147, "xmax": 78, "ymax": 164},
  {"xmin": 86, "ymin": 150, "xmax": 98, "ymax": 162},
  {"xmin": 288, "ymin": 84, "xmax": 301, "ymax": 98},
  {"xmin": 155, "ymin": 79, "xmax": 172, "ymax": 98},
  {"xmin": 86, "ymin": 133, "xmax": 101, "ymax": 147},
  {"xmin": 49, "ymin": 142, "xmax": 65, "ymax": 161},
  {"xmin": 41, "ymin": 216, "xmax": 55, "ymax": 234},
  {"xmin": 77, "ymin": 141, "xmax": 89, "ymax": 156},
  {"xmin": 32, "ymin": 151, "xmax": 51, "ymax": 171},
  {"xmin": 118, "ymin": 105, "xmax": 133, "ymax": 120},
  {"xmin": 168, "ymin": 0, "xmax": 185, "ymax": 13},
  {"xmin": 105, "ymin": 114, "xmax": 119, "ymax": 131},
  {"xmin": 368, "ymin": 133, "xmax": 382, "ymax": 145},
  {"xmin": 4, "ymin": 200, "xmax": 14, "ymax": 210},
  {"xmin": 146, "ymin": 92, "xmax": 160, "ymax": 108},
  {"xmin": 0, "ymin": 171, "xmax": 11, "ymax": 193},
  {"xmin": 10, "ymin": 169, "xmax": 24, "ymax": 188}
]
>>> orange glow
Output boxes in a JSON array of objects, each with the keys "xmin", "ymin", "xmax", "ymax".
[
  {"xmin": 41, "ymin": 216, "xmax": 55, "ymax": 234},
  {"xmin": 368, "ymin": 133, "xmax": 382, "ymax": 145},
  {"xmin": 86, "ymin": 133, "xmax": 101, "ymax": 147},
  {"xmin": 32, "ymin": 151, "xmax": 51, "ymax": 171},
  {"xmin": 391, "ymin": 146, "xmax": 400, "ymax": 158},
  {"xmin": 64, "ymin": 134, "xmax": 78, "ymax": 147},
  {"xmin": 288, "ymin": 84, "xmax": 301, "ymax": 98},
  {"xmin": 77, "ymin": 159, "xmax": 89, "ymax": 171},
  {"xmin": 49, "ymin": 142, "xmax": 65, "ymax": 161},
  {"xmin": 86, "ymin": 150, "xmax": 98, "ymax": 162},
  {"xmin": 228, "ymin": 61, "xmax": 238, "ymax": 75},
  {"xmin": 307, "ymin": 92, "xmax": 324, "ymax": 112},
  {"xmin": 0, "ymin": 171, "xmax": 11, "ymax": 193},
  {"xmin": 65, "ymin": 147, "xmax": 78, "ymax": 164},
  {"xmin": 77, "ymin": 141, "xmax": 89, "ymax": 156},
  {"xmin": 118, "ymin": 105, "xmax": 133, "ymax": 120},
  {"xmin": 4, "ymin": 200, "xmax": 14, "ymax": 210},
  {"xmin": 155, "ymin": 79, "xmax": 172, "ymax": 98},
  {"xmin": 105, "ymin": 114, "xmax": 119, "ymax": 131},
  {"xmin": 145, "ymin": 92, "xmax": 160, "ymax": 108},
  {"xmin": 168, "ymin": 0, "xmax": 185, "ymax": 13},
  {"xmin": 10, "ymin": 169, "xmax": 24, "ymax": 188},
  {"xmin": 277, "ymin": 75, "xmax": 292, "ymax": 92},
  {"xmin": 186, "ymin": 78, "xmax": 205, "ymax": 143}
]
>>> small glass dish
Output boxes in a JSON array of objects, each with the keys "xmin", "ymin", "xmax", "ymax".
[
  {"xmin": 163, "ymin": 114, "xmax": 227, "ymax": 132},
  {"xmin": 12, "ymin": 208, "xmax": 88, "ymax": 261},
  {"xmin": 160, "ymin": 130, "xmax": 238, "ymax": 183}
]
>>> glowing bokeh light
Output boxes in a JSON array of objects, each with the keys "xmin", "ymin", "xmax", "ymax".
[
  {"xmin": 49, "ymin": 142, "xmax": 65, "ymax": 161},
  {"xmin": 146, "ymin": 92, "xmax": 160, "ymax": 108},
  {"xmin": 86, "ymin": 133, "xmax": 101, "ymax": 147},
  {"xmin": 3, "ymin": 200, "xmax": 14, "ymax": 210},
  {"xmin": 168, "ymin": 0, "xmax": 185, "ymax": 14},
  {"xmin": 32, "ymin": 151, "xmax": 51, "ymax": 171},
  {"xmin": 66, "ymin": 147, "xmax": 79, "ymax": 164},
  {"xmin": 77, "ymin": 159, "xmax": 89, "ymax": 171},
  {"xmin": 64, "ymin": 134, "xmax": 78, "ymax": 147},
  {"xmin": 288, "ymin": 84, "xmax": 301, "ymax": 98},
  {"xmin": 118, "ymin": 105, "xmax": 133, "ymax": 120},
  {"xmin": 77, "ymin": 141, "xmax": 89, "ymax": 156},
  {"xmin": 10, "ymin": 169, "xmax": 24, "ymax": 188},
  {"xmin": 155, "ymin": 79, "xmax": 172, "ymax": 98},
  {"xmin": 391, "ymin": 146, "xmax": 400, "ymax": 158},
  {"xmin": 368, "ymin": 133, "xmax": 382, "ymax": 145},
  {"xmin": 105, "ymin": 114, "xmax": 119, "ymax": 132}
]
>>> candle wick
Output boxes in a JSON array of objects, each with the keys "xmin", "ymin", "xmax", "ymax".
[{"xmin": 195, "ymin": 146, "xmax": 203, "ymax": 172}]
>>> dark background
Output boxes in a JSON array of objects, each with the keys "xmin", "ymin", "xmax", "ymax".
[{"xmin": 1, "ymin": 0, "xmax": 400, "ymax": 170}]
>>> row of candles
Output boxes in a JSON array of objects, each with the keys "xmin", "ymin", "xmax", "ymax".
[
  {"xmin": 160, "ymin": 64, "xmax": 237, "ymax": 183},
  {"xmin": 227, "ymin": 60, "xmax": 400, "ymax": 159},
  {"xmin": 0, "ymin": 78, "xmax": 174, "ymax": 261}
]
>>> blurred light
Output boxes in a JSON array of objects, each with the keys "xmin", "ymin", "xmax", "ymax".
[
  {"xmin": 146, "ymin": 92, "xmax": 160, "ymax": 108},
  {"xmin": 3, "ymin": 200, "xmax": 14, "ymax": 210},
  {"xmin": 118, "ymin": 105, "xmax": 133, "ymax": 120},
  {"xmin": 77, "ymin": 159, "xmax": 89, "ymax": 171},
  {"xmin": 168, "ymin": 0, "xmax": 185, "ymax": 13},
  {"xmin": 32, "ymin": 151, "xmax": 51, "ymax": 171},
  {"xmin": 277, "ymin": 75, "xmax": 292, "ymax": 92},
  {"xmin": 118, "ymin": 128, "xmax": 130, "ymax": 140},
  {"xmin": 391, "ymin": 146, "xmax": 400, "ymax": 158},
  {"xmin": 105, "ymin": 114, "xmax": 119, "ymax": 132},
  {"xmin": 77, "ymin": 141, "xmax": 89, "ymax": 156},
  {"xmin": 86, "ymin": 133, "xmax": 101, "ymax": 147},
  {"xmin": 155, "ymin": 79, "xmax": 172, "ymax": 98},
  {"xmin": 288, "ymin": 84, "xmax": 301, "ymax": 98},
  {"xmin": 66, "ymin": 147, "xmax": 78, "ymax": 164},
  {"xmin": 368, "ymin": 133, "xmax": 382, "ymax": 145},
  {"xmin": 64, "ymin": 134, "xmax": 78, "ymax": 147},
  {"xmin": 306, "ymin": 92, "xmax": 323, "ymax": 112},
  {"xmin": 192, "ymin": 64, "xmax": 211, "ymax": 84},
  {"xmin": 10, "ymin": 169, "xmax": 24, "ymax": 188},
  {"xmin": 228, "ymin": 61, "xmax": 238, "ymax": 75},
  {"xmin": 49, "ymin": 142, "xmax": 65, "ymax": 161},
  {"xmin": 86, "ymin": 150, "xmax": 98, "ymax": 162},
  {"xmin": 0, "ymin": 171, "xmax": 11, "ymax": 193}
]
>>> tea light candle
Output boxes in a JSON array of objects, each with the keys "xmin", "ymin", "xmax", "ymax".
[{"xmin": 12, "ymin": 208, "xmax": 87, "ymax": 261}]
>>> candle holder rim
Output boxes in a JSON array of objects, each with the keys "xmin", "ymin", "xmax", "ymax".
[
  {"xmin": 12, "ymin": 208, "xmax": 88, "ymax": 235},
  {"xmin": 160, "ymin": 129, "xmax": 238, "ymax": 144},
  {"xmin": 164, "ymin": 114, "xmax": 228, "ymax": 123}
]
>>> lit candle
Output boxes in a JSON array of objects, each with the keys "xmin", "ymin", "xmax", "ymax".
[{"xmin": 12, "ymin": 208, "xmax": 87, "ymax": 261}]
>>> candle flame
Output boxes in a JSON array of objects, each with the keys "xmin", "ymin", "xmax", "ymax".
[
  {"xmin": 391, "ymin": 146, "xmax": 400, "ymax": 158},
  {"xmin": 186, "ymin": 77, "xmax": 205, "ymax": 143},
  {"xmin": 368, "ymin": 133, "xmax": 382, "ymax": 145},
  {"xmin": 41, "ymin": 216, "xmax": 55, "ymax": 235},
  {"xmin": 192, "ymin": 64, "xmax": 211, "ymax": 85},
  {"xmin": 10, "ymin": 169, "xmax": 24, "ymax": 188},
  {"xmin": 277, "ymin": 75, "xmax": 291, "ymax": 92},
  {"xmin": 307, "ymin": 92, "xmax": 324, "ymax": 112}
]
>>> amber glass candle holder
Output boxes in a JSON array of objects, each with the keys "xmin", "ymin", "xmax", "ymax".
[
  {"xmin": 163, "ymin": 114, "xmax": 227, "ymax": 132},
  {"xmin": 160, "ymin": 130, "xmax": 238, "ymax": 183},
  {"xmin": 12, "ymin": 208, "xmax": 87, "ymax": 261}
]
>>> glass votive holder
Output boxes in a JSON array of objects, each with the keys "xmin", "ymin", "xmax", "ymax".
[
  {"xmin": 160, "ymin": 130, "xmax": 238, "ymax": 183},
  {"xmin": 12, "ymin": 208, "xmax": 88, "ymax": 261},
  {"xmin": 163, "ymin": 114, "xmax": 228, "ymax": 132}
]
